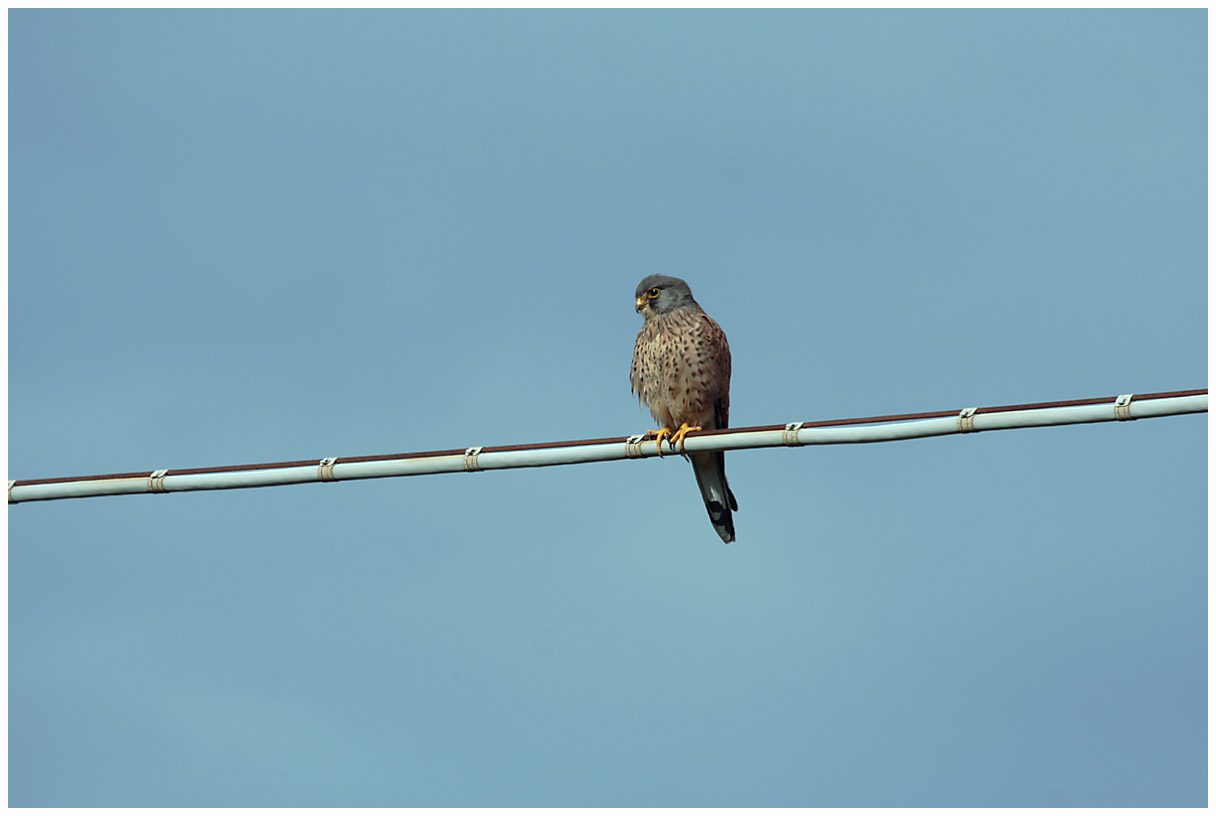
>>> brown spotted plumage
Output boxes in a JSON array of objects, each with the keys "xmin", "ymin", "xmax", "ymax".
[{"xmin": 630, "ymin": 275, "xmax": 738, "ymax": 543}]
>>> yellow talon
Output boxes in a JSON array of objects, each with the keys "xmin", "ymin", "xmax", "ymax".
[
  {"xmin": 647, "ymin": 426, "xmax": 674, "ymax": 455},
  {"xmin": 669, "ymin": 422, "xmax": 703, "ymax": 452}
]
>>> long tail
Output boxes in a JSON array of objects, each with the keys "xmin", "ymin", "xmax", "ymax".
[{"xmin": 690, "ymin": 451, "xmax": 738, "ymax": 544}]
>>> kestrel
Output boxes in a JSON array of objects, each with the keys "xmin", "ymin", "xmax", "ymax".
[{"xmin": 630, "ymin": 275, "xmax": 738, "ymax": 543}]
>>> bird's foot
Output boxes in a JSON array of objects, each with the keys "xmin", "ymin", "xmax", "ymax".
[
  {"xmin": 647, "ymin": 426, "xmax": 674, "ymax": 455},
  {"xmin": 669, "ymin": 422, "xmax": 703, "ymax": 452}
]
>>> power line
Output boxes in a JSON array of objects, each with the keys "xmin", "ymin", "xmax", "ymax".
[{"xmin": 8, "ymin": 388, "xmax": 1206, "ymax": 505}]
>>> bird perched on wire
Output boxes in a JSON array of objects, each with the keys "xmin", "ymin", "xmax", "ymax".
[{"xmin": 630, "ymin": 274, "xmax": 739, "ymax": 543}]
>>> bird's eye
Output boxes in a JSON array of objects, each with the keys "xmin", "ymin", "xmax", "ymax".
[{"xmin": 647, "ymin": 288, "xmax": 661, "ymax": 299}]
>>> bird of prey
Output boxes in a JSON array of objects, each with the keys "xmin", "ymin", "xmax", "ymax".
[{"xmin": 630, "ymin": 274, "xmax": 739, "ymax": 543}]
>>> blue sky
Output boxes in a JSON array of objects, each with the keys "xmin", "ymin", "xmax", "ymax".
[{"xmin": 8, "ymin": 9, "xmax": 1206, "ymax": 806}]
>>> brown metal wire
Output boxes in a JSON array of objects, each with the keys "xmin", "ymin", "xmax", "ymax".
[{"xmin": 12, "ymin": 388, "xmax": 1206, "ymax": 487}]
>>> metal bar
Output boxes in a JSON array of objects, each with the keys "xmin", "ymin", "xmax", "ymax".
[{"xmin": 9, "ymin": 389, "xmax": 1206, "ymax": 505}]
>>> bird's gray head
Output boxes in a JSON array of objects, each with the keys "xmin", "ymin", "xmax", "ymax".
[{"xmin": 635, "ymin": 274, "xmax": 697, "ymax": 318}]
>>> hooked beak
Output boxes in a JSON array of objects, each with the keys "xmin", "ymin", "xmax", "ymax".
[{"xmin": 635, "ymin": 296, "xmax": 646, "ymax": 312}]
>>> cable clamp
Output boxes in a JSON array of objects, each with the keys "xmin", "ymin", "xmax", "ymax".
[
  {"xmin": 1114, "ymin": 394, "xmax": 1135, "ymax": 421},
  {"xmin": 148, "ymin": 469, "xmax": 169, "ymax": 493},
  {"xmin": 783, "ymin": 422, "xmax": 805, "ymax": 446},
  {"xmin": 464, "ymin": 447, "xmax": 484, "ymax": 472},
  {"xmin": 318, "ymin": 457, "xmax": 339, "ymax": 481},
  {"xmin": 625, "ymin": 434, "xmax": 647, "ymax": 458},
  {"xmin": 957, "ymin": 407, "xmax": 978, "ymax": 433}
]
